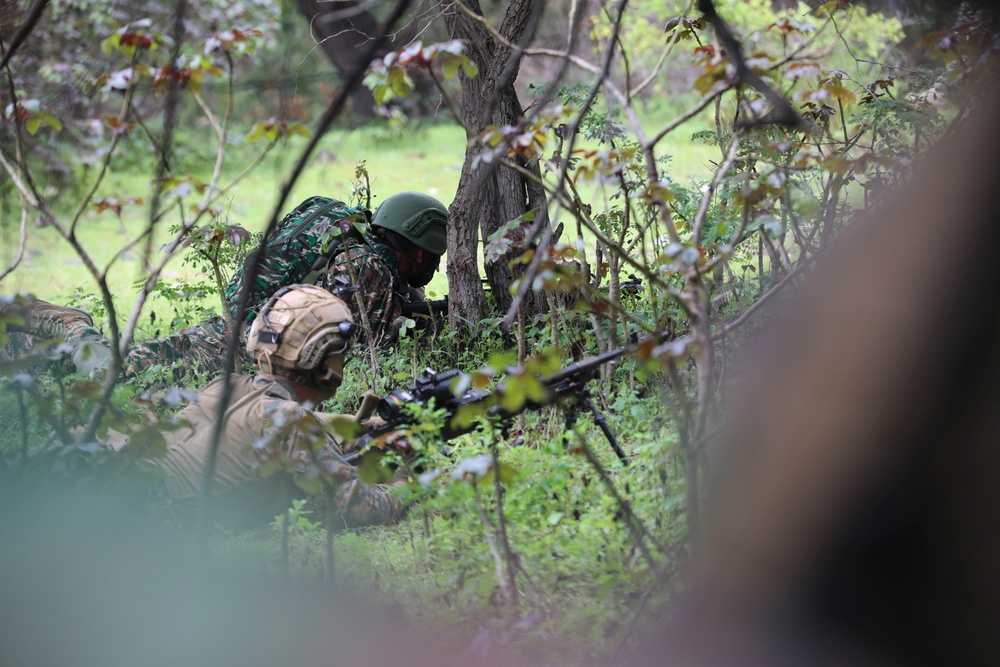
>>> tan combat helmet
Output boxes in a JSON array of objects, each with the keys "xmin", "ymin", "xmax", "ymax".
[{"xmin": 245, "ymin": 284, "xmax": 357, "ymax": 391}]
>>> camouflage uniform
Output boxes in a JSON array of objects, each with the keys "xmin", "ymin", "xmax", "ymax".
[
  {"xmin": 8, "ymin": 197, "xmax": 408, "ymax": 382},
  {"xmin": 320, "ymin": 240, "xmax": 409, "ymax": 346},
  {"xmin": 152, "ymin": 372, "xmax": 407, "ymax": 528},
  {"xmin": 7, "ymin": 316, "xmax": 240, "ymax": 381},
  {"xmin": 227, "ymin": 196, "xmax": 413, "ymax": 344},
  {"xmin": 225, "ymin": 197, "xmax": 371, "ymax": 329}
]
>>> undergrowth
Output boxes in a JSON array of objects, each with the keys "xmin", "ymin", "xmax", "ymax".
[{"xmin": 200, "ymin": 313, "xmax": 690, "ymax": 664}]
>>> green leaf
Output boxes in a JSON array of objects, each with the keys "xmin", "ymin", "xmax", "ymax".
[
  {"xmin": 295, "ymin": 473, "xmax": 323, "ymax": 496},
  {"xmin": 325, "ymin": 414, "xmax": 361, "ymax": 440},
  {"xmin": 813, "ymin": 1, "xmax": 841, "ymax": 17},
  {"xmin": 287, "ymin": 122, "xmax": 311, "ymax": 138},
  {"xmin": 246, "ymin": 123, "xmax": 266, "ymax": 142},
  {"xmin": 451, "ymin": 400, "xmax": 491, "ymax": 430},
  {"xmin": 357, "ymin": 453, "xmax": 394, "ymax": 484},
  {"xmin": 388, "ymin": 68, "xmax": 412, "ymax": 97},
  {"xmin": 496, "ymin": 460, "xmax": 517, "ymax": 485}
]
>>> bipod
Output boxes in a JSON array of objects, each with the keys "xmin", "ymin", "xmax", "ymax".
[{"xmin": 573, "ymin": 387, "xmax": 630, "ymax": 466}]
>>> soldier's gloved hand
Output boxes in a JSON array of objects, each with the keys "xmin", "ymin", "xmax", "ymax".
[{"xmin": 386, "ymin": 433, "xmax": 413, "ymax": 457}]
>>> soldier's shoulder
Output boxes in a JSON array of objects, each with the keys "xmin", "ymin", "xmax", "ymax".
[
  {"xmin": 252, "ymin": 373, "xmax": 299, "ymax": 398},
  {"xmin": 263, "ymin": 398, "xmax": 311, "ymax": 427},
  {"xmin": 340, "ymin": 239, "xmax": 394, "ymax": 270}
]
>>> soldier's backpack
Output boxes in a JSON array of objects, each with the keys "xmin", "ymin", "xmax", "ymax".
[{"xmin": 225, "ymin": 196, "xmax": 371, "ymax": 326}]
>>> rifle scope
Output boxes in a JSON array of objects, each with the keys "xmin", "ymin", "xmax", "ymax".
[{"xmin": 377, "ymin": 368, "xmax": 469, "ymax": 422}]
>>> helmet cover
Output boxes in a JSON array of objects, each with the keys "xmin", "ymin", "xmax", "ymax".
[{"xmin": 246, "ymin": 284, "xmax": 356, "ymax": 389}]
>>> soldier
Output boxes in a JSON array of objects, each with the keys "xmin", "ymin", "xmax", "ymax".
[
  {"xmin": 1, "ymin": 191, "xmax": 448, "ymax": 382},
  {"xmin": 228, "ymin": 190, "xmax": 447, "ymax": 346},
  {"xmin": 143, "ymin": 283, "xmax": 408, "ymax": 529}
]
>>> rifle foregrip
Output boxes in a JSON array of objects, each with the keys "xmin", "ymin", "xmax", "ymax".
[{"xmin": 401, "ymin": 299, "xmax": 449, "ymax": 318}]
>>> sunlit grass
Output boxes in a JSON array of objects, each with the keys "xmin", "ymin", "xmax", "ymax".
[{"xmin": 0, "ymin": 107, "xmax": 715, "ymax": 314}]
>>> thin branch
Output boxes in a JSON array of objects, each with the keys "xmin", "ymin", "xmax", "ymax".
[
  {"xmin": 0, "ymin": 149, "xmax": 38, "ymax": 207},
  {"xmin": 665, "ymin": 359, "xmax": 700, "ymax": 547},
  {"xmin": 710, "ymin": 255, "xmax": 814, "ymax": 341},
  {"xmin": 425, "ymin": 68, "xmax": 466, "ymax": 128},
  {"xmin": 0, "ymin": 0, "xmax": 50, "ymax": 72},
  {"xmin": 192, "ymin": 52, "xmax": 235, "ymax": 212},
  {"xmin": 491, "ymin": 441, "xmax": 519, "ymax": 608},
  {"xmin": 0, "ymin": 198, "xmax": 29, "ymax": 282},
  {"xmin": 198, "ymin": 0, "xmax": 416, "ymax": 543},
  {"xmin": 472, "ymin": 481, "xmax": 515, "ymax": 604},
  {"xmin": 69, "ymin": 60, "xmax": 141, "ymax": 238},
  {"xmin": 632, "ymin": 0, "xmax": 698, "ymax": 98},
  {"xmin": 142, "ymin": 0, "xmax": 188, "ymax": 268},
  {"xmin": 692, "ymin": 132, "xmax": 741, "ymax": 244},
  {"xmin": 697, "ymin": 0, "xmax": 803, "ymax": 129},
  {"xmin": 575, "ymin": 432, "xmax": 665, "ymax": 569},
  {"xmin": 649, "ymin": 85, "xmax": 733, "ymax": 148}
]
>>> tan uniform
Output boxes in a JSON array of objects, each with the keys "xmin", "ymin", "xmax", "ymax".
[{"xmin": 153, "ymin": 373, "xmax": 407, "ymax": 529}]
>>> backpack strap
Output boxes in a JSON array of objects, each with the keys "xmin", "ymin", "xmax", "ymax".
[
  {"xmin": 302, "ymin": 209, "xmax": 373, "ymax": 288},
  {"xmin": 233, "ymin": 197, "xmax": 355, "ymax": 318}
]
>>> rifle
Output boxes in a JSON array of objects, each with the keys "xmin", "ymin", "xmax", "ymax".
[
  {"xmin": 618, "ymin": 274, "xmax": 643, "ymax": 296},
  {"xmin": 346, "ymin": 333, "xmax": 667, "ymax": 466},
  {"xmin": 400, "ymin": 298, "xmax": 448, "ymax": 321}
]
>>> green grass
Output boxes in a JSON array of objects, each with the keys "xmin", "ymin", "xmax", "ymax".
[
  {"xmin": 0, "ymin": 99, "xmax": 719, "ymax": 336},
  {"xmin": 207, "ymin": 387, "xmax": 684, "ymax": 663},
  {"xmin": 0, "ymin": 122, "xmax": 469, "ymax": 302}
]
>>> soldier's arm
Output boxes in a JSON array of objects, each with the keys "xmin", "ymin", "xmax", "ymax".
[
  {"xmin": 327, "ymin": 248, "xmax": 405, "ymax": 346},
  {"xmin": 275, "ymin": 405, "xmax": 409, "ymax": 529}
]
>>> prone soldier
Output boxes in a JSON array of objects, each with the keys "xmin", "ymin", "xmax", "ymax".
[
  {"xmin": 1, "ymin": 191, "xmax": 448, "ymax": 382},
  {"xmin": 139, "ymin": 284, "xmax": 409, "ymax": 529}
]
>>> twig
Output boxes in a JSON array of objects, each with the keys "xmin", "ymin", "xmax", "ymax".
[
  {"xmin": 632, "ymin": 0, "xmax": 698, "ymax": 97},
  {"xmin": 491, "ymin": 441, "xmax": 519, "ymax": 608},
  {"xmin": 697, "ymin": 0, "xmax": 803, "ymax": 128},
  {"xmin": 665, "ymin": 360, "xmax": 700, "ymax": 548},
  {"xmin": 0, "ymin": 187, "xmax": 29, "ymax": 282},
  {"xmin": 499, "ymin": 0, "xmax": 632, "ymax": 328},
  {"xmin": 575, "ymin": 431, "xmax": 665, "ymax": 567},
  {"xmin": 142, "ymin": 0, "xmax": 188, "ymax": 267},
  {"xmin": 0, "ymin": 0, "xmax": 50, "ymax": 72},
  {"xmin": 710, "ymin": 255, "xmax": 813, "ymax": 341},
  {"xmin": 198, "ymin": 0, "xmax": 416, "ymax": 544},
  {"xmin": 692, "ymin": 133, "xmax": 741, "ymax": 245},
  {"xmin": 649, "ymin": 85, "xmax": 733, "ymax": 148},
  {"xmin": 473, "ymin": 480, "xmax": 515, "ymax": 604}
]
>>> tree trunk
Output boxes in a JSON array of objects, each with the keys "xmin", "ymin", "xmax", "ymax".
[
  {"xmin": 292, "ymin": 0, "xmax": 382, "ymax": 118},
  {"xmin": 294, "ymin": 0, "xmax": 440, "ymax": 119},
  {"xmin": 443, "ymin": 0, "xmax": 551, "ymax": 327}
]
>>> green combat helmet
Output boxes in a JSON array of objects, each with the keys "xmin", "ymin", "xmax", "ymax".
[
  {"xmin": 371, "ymin": 192, "xmax": 448, "ymax": 255},
  {"xmin": 246, "ymin": 284, "xmax": 357, "ymax": 391}
]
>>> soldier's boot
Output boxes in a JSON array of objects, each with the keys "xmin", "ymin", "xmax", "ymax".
[{"xmin": 8, "ymin": 297, "xmax": 113, "ymax": 376}]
